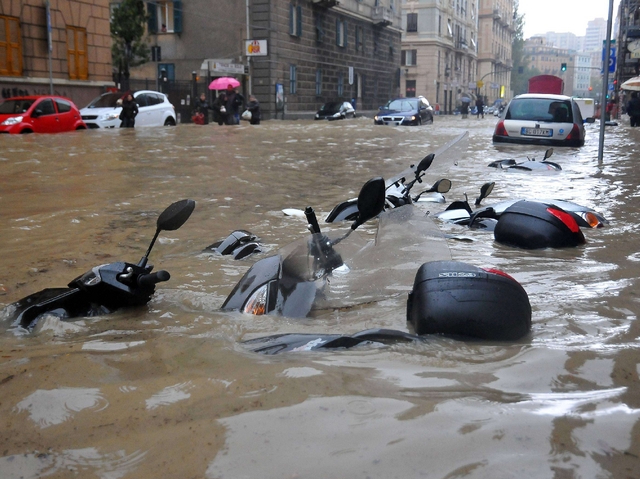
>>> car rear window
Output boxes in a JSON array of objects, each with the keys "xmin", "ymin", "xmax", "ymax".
[
  {"xmin": 0, "ymin": 99, "xmax": 35, "ymax": 114},
  {"xmin": 55, "ymin": 99, "xmax": 72, "ymax": 113},
  {"xmin": 506, "ymin": 98, "xmax": 573, "ymax": 123}
]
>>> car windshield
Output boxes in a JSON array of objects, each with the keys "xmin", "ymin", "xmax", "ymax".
[
  {"xmin": 506, "ymin": 98, "xmax": 573, "ymax": 123},
  {"xmin": 85, "ymin": 93, "xmax": 123, "ymax": 108},
  {"xmin": 385, "ymin": 99, "xmax": 419, "ymax": 112},
  {"xmin": 0, "ymin": 99, "xmax": 35, "ymax": 114},
  {"xmin": 320, "ymin": 102, "xmax": 341, "ymax": 112}
]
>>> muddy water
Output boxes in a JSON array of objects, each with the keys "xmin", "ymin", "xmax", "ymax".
[{"xmin": 0, "ymin": 117, "xmax": 639, "ymax": 478}]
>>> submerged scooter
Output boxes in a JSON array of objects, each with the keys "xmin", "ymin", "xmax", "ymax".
[
  {"xmin": 222, "ymin": 178, "xmax": 531, "ymax": 353},
  {"xmin": 488, "ymin": 147, "xmax": 562, "ymax": 171},
  {"xmin": 324, "ymin": 131, "xmax": 470, "ymax": 223},
  {"xmin": 434, "ymin": 182, "xmax": 607, "ymax": 248},
  {"xmin": 4, "ymin": 199, "xmax": 196, "ymax": 330}
]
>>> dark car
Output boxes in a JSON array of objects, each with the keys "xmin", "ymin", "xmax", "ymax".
[
  {"xmin": 315, "ymin": 101, "xmax": 356, "ymax": 120},
  {"xmin": 374, "ymin": 98, "xmax": 433, "ymax": 126},
  {"xmin": 0, "ymin": 96, "xmax": 87, "ymax": 134}
]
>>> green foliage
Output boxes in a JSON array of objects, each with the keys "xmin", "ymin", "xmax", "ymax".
[
  {"xmin": 510, "ymin": 1, "xmax": 528, "ymax": 95},
  {"xmin": 111, "ymin": 0, "xmax": 150, "ymax": 85}
]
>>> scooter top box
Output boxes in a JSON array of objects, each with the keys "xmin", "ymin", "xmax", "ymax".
[
  {"xmin": 494, "ymin": 200, "xmax": 585, "ymax": 249},
  {"xmin": 407, "ymin": 260, "xmax": 531, "ymax": 341}
]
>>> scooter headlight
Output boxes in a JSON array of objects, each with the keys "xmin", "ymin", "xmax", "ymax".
[{"xmin": 242, "ymin": 283, "xmax": 269, "ymax": 315}]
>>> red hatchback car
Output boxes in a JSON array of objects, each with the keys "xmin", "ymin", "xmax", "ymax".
[{"xmin": 0, "ymin": 95, "xmax": 87, "ymax": 134}]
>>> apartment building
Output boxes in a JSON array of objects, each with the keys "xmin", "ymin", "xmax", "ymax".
[
  {"xmin": 0, "ymin": 0, "xmax": 113, "ymax": 107},
  {"xmin": 523, "ymin": 36, "xmax": 576, "ymax": 96},
  {"xmin": 400, "ymin": 0, "xmax": 479, "ymax": 114},
  {"xmin": 476, "ymin": 0, "xmax": 514, "ymax": 105}
]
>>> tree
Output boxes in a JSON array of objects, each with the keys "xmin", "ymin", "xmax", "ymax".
[
  {"xmin": 510, "ymin": 2, "xmax": 529, "ymax": 95},
  {"xmin": 111, "ymin": 0, "xmax": 149, "ymax": 91}
]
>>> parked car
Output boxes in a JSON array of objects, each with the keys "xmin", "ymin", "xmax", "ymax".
[
  {"xmin": 0, "ymin": 96, "xmax": 86, "ymax": 134},
  {"xmin": 80, "ymin": 90, "xmax": 176, "ymax": 128},
  {"xmin": 493, "ymin": 94, "xmax": 585, "ymax": 147},
  {"xmin": 315, "ymin": 101, "xmax": 356, "ymax": 120},
  {"xmin": 374, "ymin": 98, "xmax": 434, "ymax": 126}
]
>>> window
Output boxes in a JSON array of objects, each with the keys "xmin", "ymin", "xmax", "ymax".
[
  {"xmin": 66, "ymin": 26, "xmax": 88, "ymax": 80},
  {"xmin": 315, "ymin": 15, "xmax": 324, "ymax": 42},
  {"xmin": 289, "ymin": 64, "xmax": 297, "ymax": 94},
  {"xmin": 355, "ymin": 25, "xmax": 364, "ymax": 52},
  {"xmin": 407, "ymin": 13, "xmax": 417, "ymax": 32},
  {"xmin": 402, "ymin": 50, "xmax": 417, "ymax": 66},
  {"xmin": 0, "ymin": 15, "xmax": 22, "ymax": 76},
  {"xmin": 336, "ymin": 19, "xmax": 347, "ymax": 47},
  {"xmin": 55, "ymin": 99, "xmax": 72, "ymax": 113},
  {"xmin": 158, "ymin": 63, "xmax": 175, "ymax": 81},
  {"xmin": 290, "ymin": 3, "xmax": 302, "ymax": 37},
  {"xmin": 405, "ymin": 80, "xmax": 416, "ymax": 98},
  {"xmin": 315, "ymin": 68, "xmax": 322, "ymax": 96},
  {"xmin": 147, "ymin": 1, "xmax": 182, "ymax": 34},
  {"xmin": 36, "ymin": 98, "xmax": 56, "ymax": 116}
]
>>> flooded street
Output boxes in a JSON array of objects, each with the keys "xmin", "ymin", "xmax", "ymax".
[{"xmin": 1, "ymin": 116, "xmax": 640, "ymax": 478}]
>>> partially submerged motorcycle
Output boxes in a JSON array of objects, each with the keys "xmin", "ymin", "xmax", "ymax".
[
  {"xmin": 488, "ymin": 147, "xmax": 562, "ymax": 171},
  {"xmin": 434, "ymin": 182, "xmax": 607, "ymax": 249},
  {"xmin": 324, "ymin": 131, "xmax": 470, "ymax": 224},
  {"xmin": 4, "ymin": 199, "xmax": 196, "ymax": 330},
  {"xmin": 222, "ymin": 177, "xmax": 531, "ymax": 354}
]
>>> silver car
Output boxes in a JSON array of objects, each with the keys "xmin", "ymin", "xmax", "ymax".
[
  {"xmin": 493, "ymin": 94, "xmax": 585, "ymax": 147},
  {"xmin": 80, "ymin": 90, "xmax": 176, "ymax": 128}
]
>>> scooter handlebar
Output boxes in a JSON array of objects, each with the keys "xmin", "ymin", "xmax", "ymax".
[{"xmin": 137, "ymin": 270, "xmax": 171, "ymax": 288}]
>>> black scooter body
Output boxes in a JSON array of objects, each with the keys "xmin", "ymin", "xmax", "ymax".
[
  {"xmin": 407, "ymin": 260, "xmax": 531, "ymax": 340},
  {"xmin": 494, "ymin": 200, "xmax": 586, "ymax": 249}
]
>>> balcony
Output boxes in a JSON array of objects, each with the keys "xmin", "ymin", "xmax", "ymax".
[
  {"xmin": 311, "ymin": 0, "xmax": 339, "ymax": 7},
  {"xmin": 372, "ymin": 6, "xmax": 393, "ymax": 26}
]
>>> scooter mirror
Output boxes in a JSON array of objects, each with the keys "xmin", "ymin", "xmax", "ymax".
[
  {"xmin": 475, "ymin": 182, "xmax": 495, "ymax": 206},
  {"xmin": 157, "ymin": 199, "xmax": 196, "ymax": 231},
  {"xmin": 352, "ymin": 177, "xmax": 386, "ymax": 230},
  {"xmin": 434, "ymin": 178, "xmax": 452, "ymax": 193},
  {"xmin": 416, "ymin": 153, "xmax": 435, "ymax": 175},
  {"xmin": 544, "ymin": 148, "xmax": 554, "ymax": 160}
]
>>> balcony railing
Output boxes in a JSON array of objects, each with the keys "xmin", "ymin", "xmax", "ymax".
[
  {"xmin": 372, "ymin": 6, "xmax": 393, "ymax": 26},
  {"xmin": 311, "ymin": 0, "xmax": 339, "ymax": 7}
]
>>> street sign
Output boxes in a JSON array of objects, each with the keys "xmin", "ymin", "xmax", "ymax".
[
  {"xmin": 245, "ymin": 39, "xmax": 268, "ymax": 56},
  {"xmin": 602, "ymin": 40, "xmax": 616, "ymax": 73}
]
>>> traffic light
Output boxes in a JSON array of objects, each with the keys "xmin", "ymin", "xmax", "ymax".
[{"xmin": 561, "ymin": 63, "xmax": 567, "ymax": 72}]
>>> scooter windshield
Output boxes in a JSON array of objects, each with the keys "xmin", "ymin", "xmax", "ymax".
[{"xmin": 278, "ymin": 205, "xmax": 452, "ymax": 313}]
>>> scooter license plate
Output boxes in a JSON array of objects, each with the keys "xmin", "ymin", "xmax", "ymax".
[{"xmin": 521, "ymin": 127, "xmax": 552, "ymax": 137}]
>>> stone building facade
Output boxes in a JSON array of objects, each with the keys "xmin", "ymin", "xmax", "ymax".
[
  {"xmin": 400, "ymin": 0, "xmax": 479, "ymax": 114},
  {"xmin": 476, "ymin": 0, "xmax": 514, "ymax": 106},
  {"xmin": 0, "ymin": 0, "xmax": 113, "ymax": 107},
  {"xmin": 249, "ymin": 0, "xmax": 403, "ymax": 118}
]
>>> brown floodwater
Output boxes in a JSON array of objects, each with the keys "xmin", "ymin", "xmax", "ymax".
[{"xmin": 0, "ymin": 116, "xmax": 639, "ymax": 478}]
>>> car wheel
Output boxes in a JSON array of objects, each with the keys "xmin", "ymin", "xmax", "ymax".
[
  {"xmin": 426, "ymin": 113, "xmax": 434, "ymax": 124},
  {"xmin": 164, "ymin": 117, "xmax": 176, "ymax": 126},
  {"xmin": 416, "ymin": 117, "xmax": 422, "ymax": 126}
]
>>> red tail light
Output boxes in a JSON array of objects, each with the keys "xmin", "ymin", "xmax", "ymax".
[
  {"xmin": 547, "ymin": 207, "xmax": 580, "ymax": 233},
  {"xmin": 482, "ymin": 268, "xmax": 516, "ymax": 282},
  {"xmin": 565, "ymin": 124, "xmax": 581, "ymax": 140},
  {"xmin": 494, "ymin": 121, "xmax": 508, "ymax": 137}
]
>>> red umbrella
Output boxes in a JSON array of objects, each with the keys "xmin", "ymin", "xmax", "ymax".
[{"xmin": 208, "ymin": 77, "xmax": 240, "ymax": 90}]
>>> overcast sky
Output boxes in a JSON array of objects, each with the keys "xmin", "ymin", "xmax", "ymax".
[{"xmin": 518, "ymin": 0, "xmax": 620, "ymax": 38}]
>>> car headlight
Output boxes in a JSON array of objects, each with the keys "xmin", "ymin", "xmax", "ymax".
[
  {"xmin": 1, "ymin": 116, "xmax": 23, "ymax": 125},
  {"xmin": 315, "ymin": 114, "xmax": 319, "ymax": 119},
  {"xmin": 100, "ymin": 112, "xmax": 120, "ymax": 121},
  {"xmin": 374, "ymin": 115, "xmax": 379, "ymax": 121}
]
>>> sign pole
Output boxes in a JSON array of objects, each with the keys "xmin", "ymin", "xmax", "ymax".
[
  {"xmin": 45, "ymin": 0, "xmax": 53, "ymax": 95},
  {"xmin": 598, "ymin": 0, "xmax": 615, "ymax": 164}
]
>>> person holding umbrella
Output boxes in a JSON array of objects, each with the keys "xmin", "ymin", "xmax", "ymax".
[
  {"xmin": 208, "ymin": 77, "xmax": 243, "ymax": 125},
  {"xmin": 627, "ymin": 92, "xmax": 640, "ymax": 127}
]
